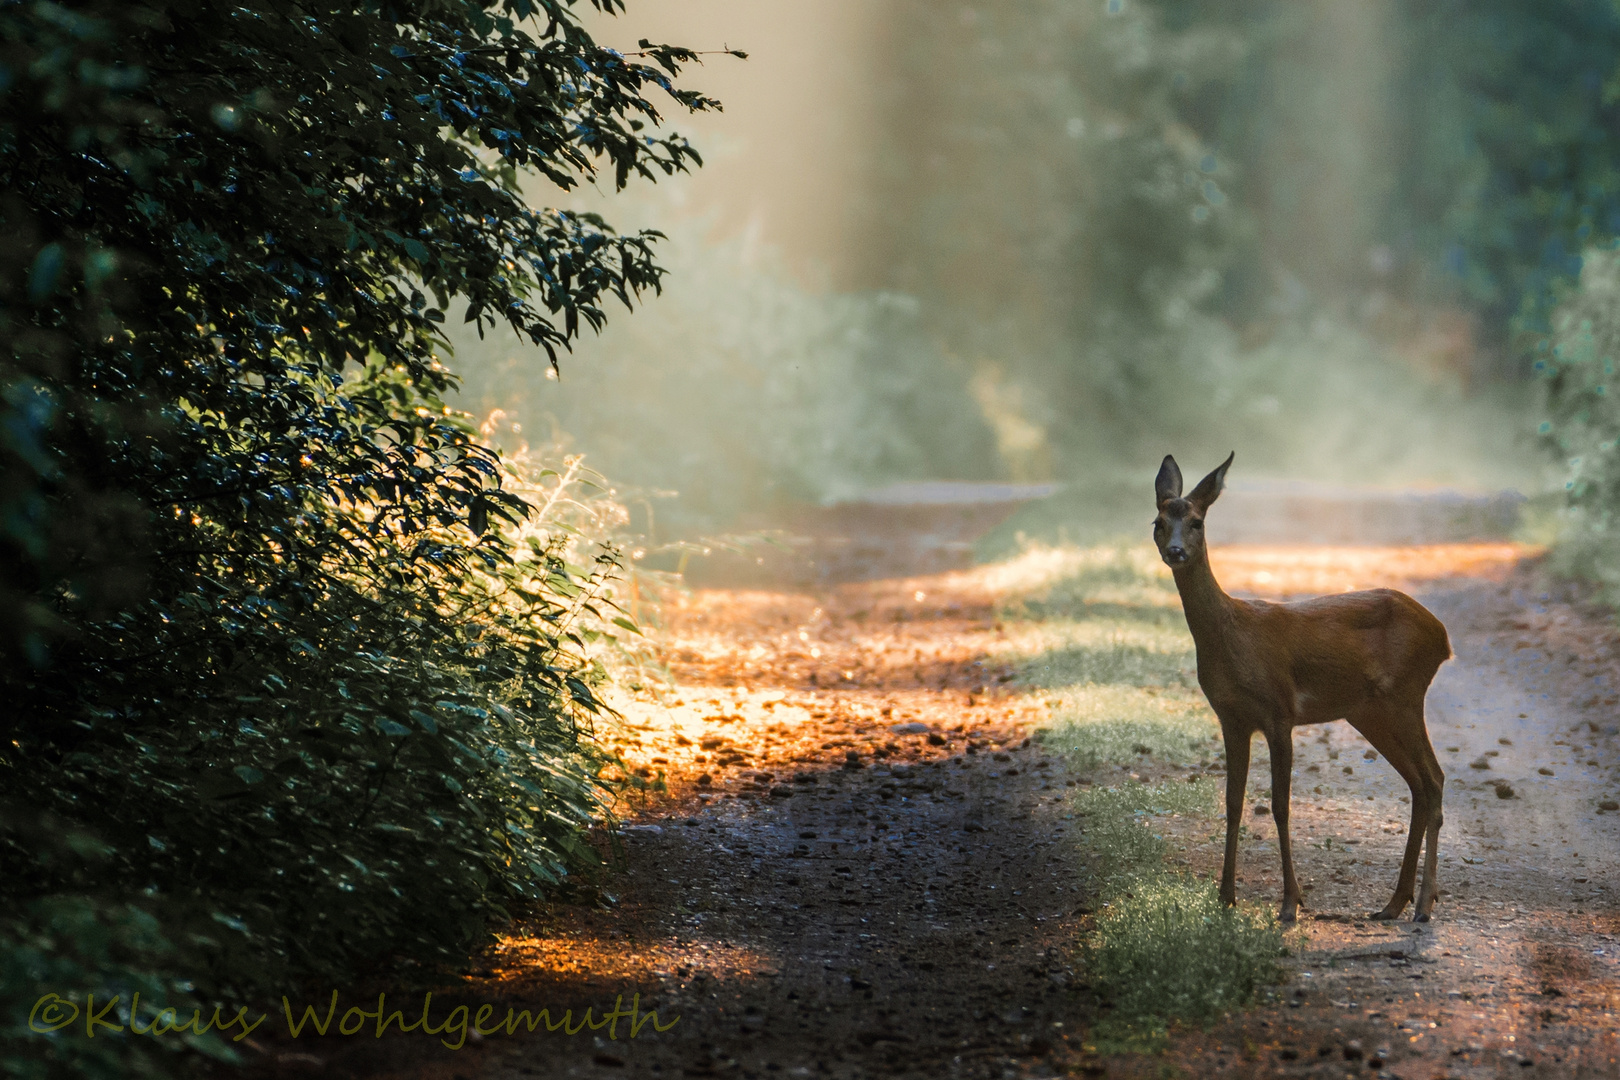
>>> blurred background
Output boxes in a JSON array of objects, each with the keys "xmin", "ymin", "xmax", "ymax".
[{"xmin": 448, "ymin": 0, "xmax": 1620, "ymax": 565}]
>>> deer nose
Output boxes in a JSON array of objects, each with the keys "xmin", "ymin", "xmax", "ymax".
[{"xmin": 1165, "ymin": 545, "xmax": 1186, "ymax": 561}]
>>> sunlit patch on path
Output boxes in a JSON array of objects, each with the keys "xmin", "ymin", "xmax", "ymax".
[{"xmin": 1213, "ymin": 542, "xmax": 1538, "ymax": 598}]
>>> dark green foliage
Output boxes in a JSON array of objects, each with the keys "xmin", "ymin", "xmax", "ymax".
[
  {"xmin": 1, "ymin": 3, "xmax": 708, "ymax": 1077},
  {"xmin": 1535, "ymin": 251, "xmax": 1620, "ymax": 596},
  {"xmin": 1394, "ymin": 0, "xmax": 1620, "ymax": 345}
]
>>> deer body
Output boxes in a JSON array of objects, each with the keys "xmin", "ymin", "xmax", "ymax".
[{"xmin": 1155, "ymin": 454, "xmax": 1451, "ymax": 923}]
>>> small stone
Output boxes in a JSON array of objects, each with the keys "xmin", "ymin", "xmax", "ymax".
[
  {"xmin": 620, "ymin": 824, "xmax": 663, "ymax": 837},
  {"xmin": 697, "ymin": 773, "xmax": 713, "ymax": 786},
  {"xmin": 927, "ymin": 732, "xmax": 947, "ymax": 745},
  {"xmin": 1598, "ymin": 800, "xmax": 1618, "ymax": 812},
  {"xmin": 1253, "ymin": 803, "xmax": 1271, "ymax": 817},
  {"xmin": 1494, "ymin": 781, "xmax": 1516, "ymax": 799},
  {"xmin": 1470, "ymin": 757, "xmax": 1491, "ymax": 770},
  {"xmin": 1539, "ymin": 767, "xmax": 1555, "ymax": 775},
  {"xmin": 1343, "ymin": 1039, "xmax": 1364, "ymax": 1061},
  {"xmin": 890, "ymin": 722, "xmax": 930, "ymax": 735}
]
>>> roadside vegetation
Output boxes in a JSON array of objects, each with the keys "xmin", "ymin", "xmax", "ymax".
[{"xmin": 0, "ymin": 5, "xmax": 711, "ymax": 1079}]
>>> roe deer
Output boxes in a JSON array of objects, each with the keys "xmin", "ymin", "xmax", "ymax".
[{"xmin": 1153, "ymin": 453, "xmax": 1451, "ymax": 923}]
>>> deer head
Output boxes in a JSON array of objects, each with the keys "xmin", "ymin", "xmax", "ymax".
[{"xmin": 1153, "ymin": 452, "xmax": 1233, "ymax": 568}]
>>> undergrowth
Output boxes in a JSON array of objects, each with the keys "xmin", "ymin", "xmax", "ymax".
[{"xmin": 1072, "ymin": 783, "xmax": 1286, "ymax": 1052}]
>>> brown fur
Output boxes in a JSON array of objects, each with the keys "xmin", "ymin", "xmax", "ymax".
[{"xmin": 1154, "ymin": 453, "xmax": 1451, "ymax": 922}]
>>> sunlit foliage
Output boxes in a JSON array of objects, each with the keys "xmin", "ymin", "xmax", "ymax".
[{"xmin": 0, "ymin": 3, "xmax": 706, "ymax": 1077}]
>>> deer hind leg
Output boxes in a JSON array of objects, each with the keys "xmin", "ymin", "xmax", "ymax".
[
  {"xmin": 1353, "ymin": 702, "xmax": 1441, "ymax": 921},
  {"xmin": 1407, "ymin": 709, "xmax": 1446, "ymax": 921},
  {"xmin": 1267, "ymin": 729, "xmax": 1303, "ymax": 923},
  {"xmin": 1219, "ymin": 728, "xmax": 1252, "ymax": 907}
]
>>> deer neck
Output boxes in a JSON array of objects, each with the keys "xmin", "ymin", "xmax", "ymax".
[{"xmin": 1172, "ymin": 554, "xmax": 1236, "ymax": 650}]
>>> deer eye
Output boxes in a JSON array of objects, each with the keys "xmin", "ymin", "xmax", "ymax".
[{"xmin": 1190, "ymin": 520, "xmax": 1203, "ymax": 529}]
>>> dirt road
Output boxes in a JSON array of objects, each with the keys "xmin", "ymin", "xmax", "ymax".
[
  {"xmin": 1169, "ymin": 570, "xmax": 1620, "ymax": 1080},
  {"xmin": 241, "ymin": 545, "xmax": 1620, "ymax": 1080}
]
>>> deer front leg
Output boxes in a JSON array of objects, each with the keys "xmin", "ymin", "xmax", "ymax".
[
  {"xmin": 1267, "ymin": 730, "xmax": 1302, "ymax": 923},
  {"xmin": 1219, "ymin": 729, "xmax": 1250, "ymax": 907}
]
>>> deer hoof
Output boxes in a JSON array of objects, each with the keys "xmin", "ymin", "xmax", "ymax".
[
  {"xmin": 1369, "ymin": 907, "xmax": 1403, "ymax": 921},
  {"xmin": 1414, "ymin": 911, "xmax": 1430, "ymax": 923}
]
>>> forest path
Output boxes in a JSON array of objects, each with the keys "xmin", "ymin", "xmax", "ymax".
[{"xmin": 259, "ymin": 544, "xmax": 1619, "ymax": 1080}]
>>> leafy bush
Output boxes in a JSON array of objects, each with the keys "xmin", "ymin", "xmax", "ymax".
[
  {"xmin": 1, "ymin": 3, "xmax": 706, "ymax": 1078},
  {"xmin": 1, "ymin": 440, "xmax": 638, "ymax": 1079}
]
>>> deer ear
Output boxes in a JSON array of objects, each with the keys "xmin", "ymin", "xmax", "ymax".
[
  {"xmin": 1155, "ymin": 455, "xmax": 1183, "ymax": 506},
  {"xmin": 1187, "ymin": 451, "xmax": 1234, "ymax": 512}
]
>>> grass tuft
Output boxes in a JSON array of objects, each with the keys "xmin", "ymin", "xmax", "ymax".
[
  {"xmin": 1071, "ymin": 781, "xmax": 1285, "ymax": 1051},
  {"xmin": 1086, "ymin": 878, "xmax": 1284, "ymax": 1048}
]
